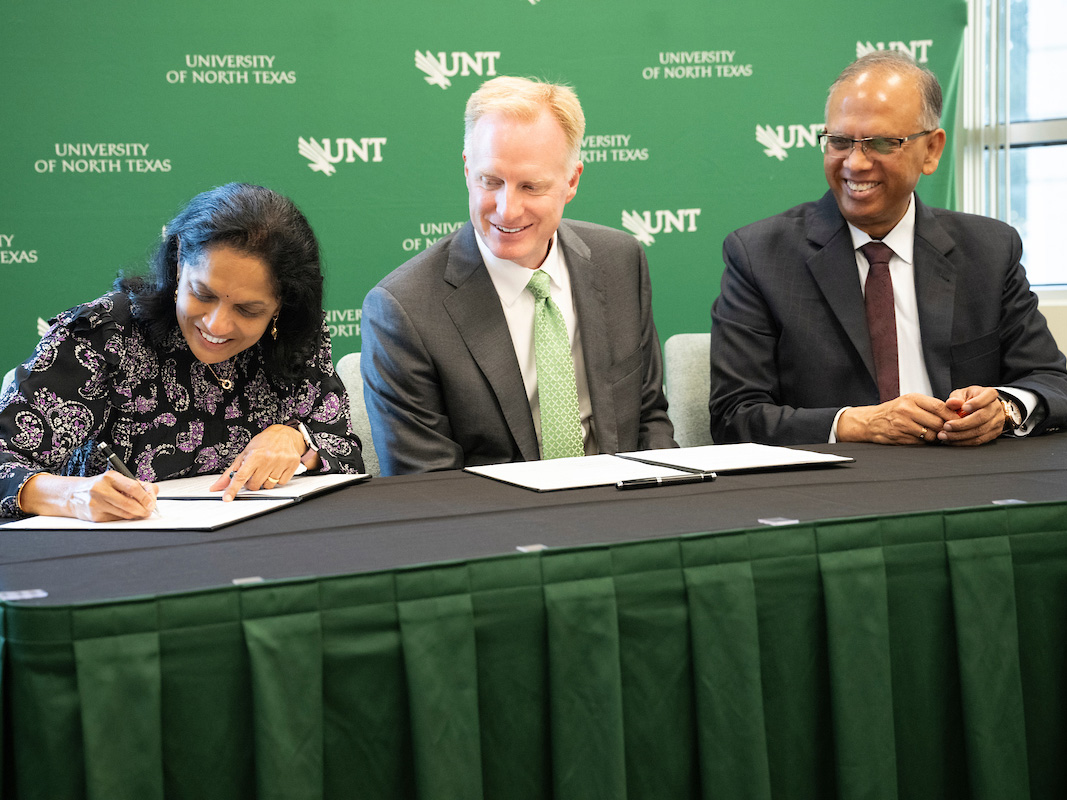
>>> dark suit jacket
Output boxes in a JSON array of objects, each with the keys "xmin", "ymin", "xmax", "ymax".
[
  {"xmin": 361, "ymin": 220, "xmax": 676, "ymax": 475},
  {"xmin": 709, "ymin": 191, "xmax": 1067, "ymax": 444}
]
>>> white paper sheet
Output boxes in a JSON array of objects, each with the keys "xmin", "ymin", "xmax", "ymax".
[
  {"xmin": 0, "ymin": 498, "xmax": 295, "ymax": 531},
  {"xmin": 617, "ymin": 443, "xmax": 853, "ymax": 472},
  {"xmin": 155, "ymin": 470, "xmax": 369, "ymax": 500},
  {"xmin": 465, "ymin": 453, "xmax": 693, "ymax": 491}
]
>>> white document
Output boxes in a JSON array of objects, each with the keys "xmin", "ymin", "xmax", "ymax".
[
  {"xmin": 617, "ymin": 443, "xmax": 853, "ymax": 473},
  {"xmin": 465, "ymin": 453, "xmax": 693, "ymax": 492},
  {"xmin": 0, "ymin": 498, "xmax": 295, "ymax": 531},
  {"xmin": 0, "ymin": 472, "xmax": 370, "ymax": 531},
  {"xmin": 155, "ymin": 470, "xmax": 369, "ymax": 500}
]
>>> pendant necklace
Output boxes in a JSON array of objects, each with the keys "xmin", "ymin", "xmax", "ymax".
[{"xmin": 205, "ymin": 361, "xmax": 234, "ymax": 391}]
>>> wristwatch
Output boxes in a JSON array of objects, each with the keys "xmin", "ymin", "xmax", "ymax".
[
  {"xmin": 999, "ymin": 396, "xmax": 1023, "ymax": 432},
  {"xmin": 286, "ymin": 419, "xmax": 319, "ymax": 454}
]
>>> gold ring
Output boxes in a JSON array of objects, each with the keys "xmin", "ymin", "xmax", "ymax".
[
  {"xmin": 264, "ymin": 476, "xmax": 279, "ymax": 485},
  {"xmin": 919, "ymin": 427, "xmax": 927, "ymax": 440}
]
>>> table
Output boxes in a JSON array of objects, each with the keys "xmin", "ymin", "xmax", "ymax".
[{"xmin": 3, "ymin": 436, "xmax": 1067, "ymax": 799}]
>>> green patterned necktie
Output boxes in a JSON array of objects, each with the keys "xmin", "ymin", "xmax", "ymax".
[{"xmin": 527, "ymin": 269, "xmax": 585, "ymax": 459}]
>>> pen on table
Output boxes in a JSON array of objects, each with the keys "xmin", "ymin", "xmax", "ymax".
[
  {"xmin": 616, "ymin": 472, "xmax": 716, "ymax": 490},
  {"xmin": 97, "ymin": 441, "xmax": 160, "ymax": 516}
]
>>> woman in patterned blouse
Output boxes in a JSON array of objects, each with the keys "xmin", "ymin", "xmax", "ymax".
[{"xmin": 0, "ymin": 183, "xmax": 364, "ymax": 520}]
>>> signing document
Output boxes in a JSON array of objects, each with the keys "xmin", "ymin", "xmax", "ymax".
[{"xmin": 1, "ymin": 471, "xmax": 369, "ymax": 531}]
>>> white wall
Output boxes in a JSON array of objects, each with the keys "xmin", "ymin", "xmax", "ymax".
[{"xmin": 1039, "ymin": 290, "xmax": 1067, "ymax": 355}]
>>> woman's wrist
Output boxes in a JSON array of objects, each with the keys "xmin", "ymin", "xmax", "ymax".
[
  {"xmin": 285, "ymin": 419, "xmax": 318, "ymax": 456},
  {"xmin": 17, "ymin": 472, "xmax": 69, "ymax": 517}
]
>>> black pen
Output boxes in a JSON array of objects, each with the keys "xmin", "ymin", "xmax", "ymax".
[
  {"xmin": 616, "ymin": 472, "xmax": 716, "ymax": 490},
  {"xmin": 98, "ymin": 442, "xmax": 160, "ymax": 515},
  {"xmin": 98, "ymin": 441, "xmax": 136, "ymax": 479}
]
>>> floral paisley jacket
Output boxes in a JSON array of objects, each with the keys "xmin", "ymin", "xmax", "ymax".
[{"xmin": 0, "ymin": 292, "xmax": 364, "ymax": 517}]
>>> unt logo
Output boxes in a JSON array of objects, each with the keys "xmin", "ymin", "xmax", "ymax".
[
  {"xmin": 857, "ymin": 39, "xmax": 933, "ymax": 63},
  {"xmin": 621, "ymin": 209, "xmax": 701, "ymax": 246},
  {"xmin": 298, "ymin": 137, "xmax": 388, "ymax": 177},
  {"xmin": 414, "ymin": 50, "xmax": 501, "ymax": 90},
  {"xmin": 755, "ymin": 124, "xmax": 823, "ymax": 161}
]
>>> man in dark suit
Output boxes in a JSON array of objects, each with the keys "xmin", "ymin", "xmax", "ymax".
[
  {"xmin": 362, "ymin": 76, "xmax": 675, "ymax": 475},
  {"xmin": 710, "ymin": 50, "xmax": 1067, "ymax": 446}
]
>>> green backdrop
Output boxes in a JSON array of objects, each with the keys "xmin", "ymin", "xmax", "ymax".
[{"xmin": 0, "ymin": 0, "xmax": 966, "ymax": 372}]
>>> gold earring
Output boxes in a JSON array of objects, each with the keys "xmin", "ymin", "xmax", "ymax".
[{"xmin": 271, "ymin": 315, "xmax": 278, "ymax": 340}]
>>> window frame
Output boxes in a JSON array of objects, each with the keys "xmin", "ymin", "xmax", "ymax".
[{"xmin": 961, "ymin": 0, "xmax": 1067, "ymax": 299}]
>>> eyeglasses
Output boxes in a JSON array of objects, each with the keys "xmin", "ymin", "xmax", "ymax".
[{"xmin": 818, "ymin": 130, "xmax": 933, "ymax": 158}]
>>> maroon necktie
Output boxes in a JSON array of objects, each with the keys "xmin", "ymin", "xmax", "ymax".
[{"xmin": 860, "ymin": 241, "xmax": 899, "ymax": 402}]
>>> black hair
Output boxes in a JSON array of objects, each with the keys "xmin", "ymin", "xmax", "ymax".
[{"xmin": 117, "ymin": 183, "xmax": 324, "ymax": 382}]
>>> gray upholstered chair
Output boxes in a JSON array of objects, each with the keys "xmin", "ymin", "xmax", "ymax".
[
  {"xmin": 663, "ymin": 333, "xmax": 714, "ymax": 448},
  {"xmin": 335, "ymin": 352, "xmax": 380, "ymax": 477}
]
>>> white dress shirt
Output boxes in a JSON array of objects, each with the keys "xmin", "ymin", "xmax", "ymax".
[{"xmin": 474, "ymin": 230, "xmax": 597, "ymax": 455}]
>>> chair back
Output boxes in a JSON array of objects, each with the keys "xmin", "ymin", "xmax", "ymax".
[
  {"xmin": 663, "ymin": 333, "xmax": 714, "ymax": 448},
  {"xmin": 335, "ymin": 352, "xmax": 380, "ymax": 477}
]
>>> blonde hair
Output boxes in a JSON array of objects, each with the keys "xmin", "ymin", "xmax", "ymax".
[{"xmin": 464, "ymin": 76, "xmax": 585, "ymax": 166}]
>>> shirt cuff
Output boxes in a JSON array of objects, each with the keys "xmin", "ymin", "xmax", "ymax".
[{"xmin": 829, "ymin": 407, "xmax": 851, "ymax": 444}]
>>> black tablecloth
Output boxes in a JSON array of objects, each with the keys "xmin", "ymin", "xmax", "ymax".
[{"xmin": 2, "ymin": 436, "xmax": 1064, "ymax": 605}]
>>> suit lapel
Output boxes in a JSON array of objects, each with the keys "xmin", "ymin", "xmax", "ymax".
[
  {"xmin": 805, "ymin": 192, "xmax": 878, "ymax": 382},
  {"xmin": 912, "ymin": 198, "xmax": 958, "ymax": 398},
  {"xmin": 443, "ymin": 225, "xmax": 540, "ymax": 460},
  {"xmin": 560, "ymin": 223, "xmax": 618, "ymax": 453}
]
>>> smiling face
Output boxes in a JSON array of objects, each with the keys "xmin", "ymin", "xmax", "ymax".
[
  {"xmin": 823, "ymin": 69, "xmax": 946, "ymax": 239},
  {"xmin": 463, "ymin": 110, "xmax": 582, "ymax": 270},
  {"xmin": 175, "ymin": 245, "xmax": 281, "ymax": 364}
]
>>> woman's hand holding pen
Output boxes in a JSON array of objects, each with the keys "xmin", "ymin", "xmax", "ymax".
[
  {"xmin": 18, "ymin": 472, "xmax": 159, "ymax": 521},
  {"xmin": 65, "ymin": 472, "xmax": 160, "ymax": 521}
]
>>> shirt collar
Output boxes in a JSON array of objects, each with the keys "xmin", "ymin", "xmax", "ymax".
[
  {"xmin": 475, "ymin": 229, "xmax": 563, "ymax": 307},
  {"xmin": 847, "ymin": 193, "xmax": 916, "ymax": 264}
]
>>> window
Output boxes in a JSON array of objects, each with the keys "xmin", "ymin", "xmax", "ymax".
[{"xmin": 963, "ymin": 0, "xmax": 1067, "ymax": 288}]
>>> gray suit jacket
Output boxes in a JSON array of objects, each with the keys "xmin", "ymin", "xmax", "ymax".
[
  {"xmin": 710, "ymin": 191, "xmax": 1067, "ymax": 444},
  {"xmin": 362, "ymin": 220, "xmax": 676, "ymax": 475}
]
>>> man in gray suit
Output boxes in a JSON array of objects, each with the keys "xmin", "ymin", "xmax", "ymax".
[
  {"xmin": 362, "ymin": 76, "xmax": 675, "ymax": 475},
  {"xmin": 710, "ymin": 50, "xmax": 1067, "ymax": 446}
]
